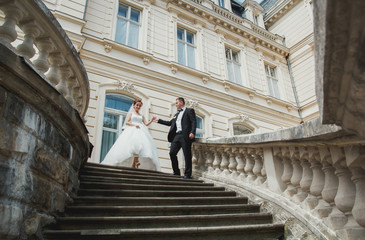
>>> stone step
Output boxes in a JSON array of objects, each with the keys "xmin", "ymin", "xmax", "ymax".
[
  {"xmin": 79, "ymin": 181, "xmax": 225, "ymax": 192},
  {"xmin": 49, "ymin": 213, "xmax": 272, "ymax": 230},
  {"xmin": 79, "ymin": 175, "xmax": 214, "ymax": 187},
  {"xmin": 63, "ymin": 204, "xmax": 260, "ymax": 217},
  {"xmin": 43, "ymin": 223, "xmax": 285, "ymax": 240},
  {"xmin": 77, "ymin": 189, "xmax": 237, "ymax": 198},
  {"xmin": 72, "ymin": 196, "xmax": 249, "ymax": 206},
  {"xmin": 80, "ymin": 168, "xmax": 203, "ymax": 183}
]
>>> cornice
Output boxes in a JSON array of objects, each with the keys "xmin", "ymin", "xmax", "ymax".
[
  {"xmin": 264, "ymin": 0, "xmax": 302, "ymax": 28},
  {"xmin": 167, "ymin": 0, "xmax": 289, "ymax": 57}
]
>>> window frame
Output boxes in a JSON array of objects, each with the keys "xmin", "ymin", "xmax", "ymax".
[
  {"xmin": 195, "ymin": 115, "xmax": 204, "ymax": 138},
  {"xmin": 232, "ymin": 123, "xmax": 253, "ymax": 136},
  {"xmin": 177, "ymin": 27, "xmax": 196, "ymax": 68},
  {"xmin": 115, "ymin": 3, "xmax": 142, "ymax": 48},
  {"xmin": 225, "ymin": 47, "xmax": 242, "ymax": 85},
  {"xmin": 265, "ymin": 63, "xmax": 281, "ymax": 99}
]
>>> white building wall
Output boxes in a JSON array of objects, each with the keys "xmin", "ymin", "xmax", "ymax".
[{"xmin": 42, "ymin": 0, "xmax": 305, "ymax": 171}]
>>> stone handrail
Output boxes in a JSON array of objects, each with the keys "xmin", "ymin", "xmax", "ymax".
[
  {"xmin": 0, "ymin": 0, "xmax": 89, "ymax": 117},
  {"xmin": 192, "ymin": 119, "xmax": 365, "ymax": 239}
]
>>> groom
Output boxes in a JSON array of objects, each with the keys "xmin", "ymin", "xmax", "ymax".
[{"xmin": 156, "ymin": 97, "xmax": 196, "ymax": 179}]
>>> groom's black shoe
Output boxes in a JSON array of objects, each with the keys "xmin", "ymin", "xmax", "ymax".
[{"xmin": 183, "ymin": 176, "xmax": 192, "ymax": 179}]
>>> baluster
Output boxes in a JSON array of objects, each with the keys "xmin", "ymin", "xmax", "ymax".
[
  {"xmin": 313, "ymin": 147, "xmax": 336, "ymax": 219},
  {"xmin": 306, "ymin": 147, "xmax": 323, "ymax": 211},
  {"xmin": 46, "ymin": 52, "xmax": 62, "ymax": 86},
  {"xmin": 65, "ymin": 76, "xmax": 77, "ymax": 108},
  {"xmin": 220, "ymin": 147, "xmax": 230, "ymax": 174},
  {"xmin": 236, "ymin": 148, "xmax": 246, "ymax": 180},
  {"xmin": 197, "ymin": 145, "xmax": 206, "ymax": 170},
  {"xmin": 244, "ymin": 148, "xmax": 256, "ymax": 182},
  {"xmin": 205, "ymin": 147, "xmax": 215, "ymax": 172},
  {"xmin": 253, "ymin": 148, "xmax": 264, "ymax": 185},
  {"xmin": 192, "ymin": 144, "xmax": 199, "ymax": 168},
  {"xmin": 281, "ymin": 147, "xmax": 295, "ymax": 197},
  {"xmin": 324, "ymin": 146, "xmax": 351, "ymax": 230},
  {"xmin": 298, "ymin": 147, "xmax": 313, "ymax": 204},
  {"xmin": 213, "ymin": 147, "xmax": 222, "ymax": 174},
  {"xmin": 17, "ymin": 20, "xmax": 40, "ymax": 58},
  {"xmin": 345, "ymin": 145, "xmax": 365, "ymax": 228},
  {"xmin": 228, "ymin": 147, "xmax": 238, "ymax": 177},
  {"xmin": 0, "ymin": 5, "xmax": 22, "ymax": 46},
  {"xmin": 57, "ymin": 65, "xmax": 71, "ymax": 97},
  {"xmin": 288, "ymin": 146, "xmax": 301, "ymax": 200},
  {"xmin": 33, "ymin": 37, "xmax": 52, "ymax": 73}
]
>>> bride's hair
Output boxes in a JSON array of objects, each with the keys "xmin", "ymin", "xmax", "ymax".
[{"xmin": 133, "ymin": 99, "xmax": 143, "ymax": 106}]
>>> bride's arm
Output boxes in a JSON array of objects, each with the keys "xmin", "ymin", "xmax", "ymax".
[
  {"xmin": 143, "ymin": 116, "xmax": 154, "ymax": 127},
  {"xmin": 125, "ymin": 112, "xmax": 139, "ymax": 128}
]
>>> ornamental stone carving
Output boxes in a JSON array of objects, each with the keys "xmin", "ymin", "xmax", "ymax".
[{"xmin": 117, "ymin": 80, "xmax": 135, "ymax": 92}]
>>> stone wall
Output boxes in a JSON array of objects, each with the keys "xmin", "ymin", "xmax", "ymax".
[{"xmin": 0, "ymin": 44, "xmax": 90, "ymax": 239}]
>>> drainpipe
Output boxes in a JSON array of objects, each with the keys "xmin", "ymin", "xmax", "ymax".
[{"xmin": 283, "ymin": 37, "xmax": 304, "ymax": 123}]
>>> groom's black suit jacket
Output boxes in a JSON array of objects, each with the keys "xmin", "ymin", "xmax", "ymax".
[{"xmin": 158, "ymin": 108, "xmax": 197, "ymax": 143}]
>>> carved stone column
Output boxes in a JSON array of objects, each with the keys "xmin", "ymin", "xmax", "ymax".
[
  {"xmin": 244, "ymin": 148, "xmax": 256, "ymax": 182},
  {"xmin": 212, "ymin": 147, "xmax": 222, "ymax": 174},
  {"xmin": 228, "ymin": 147, "xmax": 238, "ymax": 178},
  {"xmin": 299, "ymin": 147, "xmax": 313, "ymax": 205},
  {"xmin": 289, "ymin": 146, "xmax": 302, "ymax": 201},
  {"xmin": 306, "ymin": 147, "xmax": 323, "ymax": 210},
  {"xmin": 253, "ymin": 148, "xmax": 264, "ymax": 185},
  {"xmin": 205, "ymin": 147, "xmax": 215, "ymax": 172},
  {"xmin": 236, "ymin": 148, "xmax": 246, "ymax": 179},
  {"xmin": 281, "ymin": 147, "xmax": 295, "ymax": 197},
  {"xmin": 17, "ymin": 21, "xmax": 39, "ymax": 58},
  {"xmin": 220, "ymin": 147, "xmax": 230, "ymax": 175}
]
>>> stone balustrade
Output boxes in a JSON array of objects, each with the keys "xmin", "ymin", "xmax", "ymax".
[
  {"xmin": 0, "ymin": 0, "xmax": 89, "ymax": 117},
  {"xmin": 192, "ymin": 119, "xmax": 365, "ymax": 239}
]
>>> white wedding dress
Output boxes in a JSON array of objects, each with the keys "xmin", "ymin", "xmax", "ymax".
[{"xmin": 102, "ymin": 113, "xmax": 160, "ymax": 171}]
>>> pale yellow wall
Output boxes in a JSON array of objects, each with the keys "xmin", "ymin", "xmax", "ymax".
[
  {"xmin": 40, "ymin": 0, "xmax": 307, "ymax": 172},
  {"xmin": 266, "ymin": 0, "xmax": 317, "ymax": 121}
]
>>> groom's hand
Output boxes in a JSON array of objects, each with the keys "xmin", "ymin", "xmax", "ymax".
[{"xmin": 189, "ymin": 133, "xmax": 195, "ymax": 139}]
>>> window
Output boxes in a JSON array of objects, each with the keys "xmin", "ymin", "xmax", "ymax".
[
  {"xmin": 233, "ymin": 124, "xmax": 253, "ymax": 135},
  {"xmin": 177, "ymin": 27, "xmax": 195, "ymax": 68},
  {"xmin": 100, "ymin": 94, "xmax": 134, "ymax": 162},
  {"xmin": 218, "ymin": 0, "xmax": 224, "ymax": 7},
  {"xmin": 195, "ymin": 116, "xmax": 204, "ymax": 137},
  {"xmin": 265, "ymin": 64, "xmax": 280, "ymax": 98},
  {"xmin": 226, "ymin": 47, "xmax": 242, "ymax": 85},
  {"xmin": 115, "ymin": 4, "xmax": 141, "ymax": 48},
  {"xmin": 253, "ymin": 14, "xmax": 259, "ymax": 25}
]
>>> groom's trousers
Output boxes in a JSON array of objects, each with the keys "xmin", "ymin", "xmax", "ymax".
[{"xmin": 169, "ymin": 133, "xmax": 192, "ymax": 177}]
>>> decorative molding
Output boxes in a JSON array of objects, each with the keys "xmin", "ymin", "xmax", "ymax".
[
  {"xmin": 238, "ymin": 114, "xmax": 250, "ymax": 122},
  {"xmin": 266, "ymin": 98, "xmax": 272, "ymax": 105},
  {"xmin": 223, "ymin": 81, "xmax": 230, "ymax": 92},
  {"xmin": 117, "ymin": 80, "xmax": 135, "ymax": 92},
  {"xmin": 186, "ymin": 99, "xmax": 199, "ymax": 109},
  {"xmin": 170, "ymin": 64, "xmax": 178, "ymax": 74},
  {"xmin": 104, "ymin": 43, "xmax": 112, "ymax": 53},
  {"xmin": 143, "ymin": 56, "xmax": 151, "ymax": 65},
  {"xmin": 201, "ymin": 76, "xmax": 209, "ymax": 84}
]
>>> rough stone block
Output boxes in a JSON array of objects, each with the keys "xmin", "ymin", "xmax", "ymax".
[
  {"xmin": 52, "ymin": 186, "xmax": 67, "ymax": 213},
  {"xmin": 30, "ymin": 175, "xmax": 52, "ymax": 211},
  {"xmin": 0, "ymin": 204, "xmax": 23, "ymax": 239},
  {"xmin": 4, "ymin": 94, "xmax": 24, "ymax": 125},
  {"xmin": 32, "ymin": 147, "xmax": 68, "ymax": 185}
]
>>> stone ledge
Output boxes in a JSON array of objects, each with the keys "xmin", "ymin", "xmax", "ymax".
[{"xmin": 197, "ymin": 118, "xmax": 352, "ymax": 145}]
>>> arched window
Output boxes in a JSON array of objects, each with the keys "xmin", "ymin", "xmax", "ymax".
[
  {"xmin": 233, "ymin": 124, "xmax": 253, "ymax": 135},
  {"xmin": 100, "ymin": 94, "xmax": 134, "ymax": 162},
  {"xmin": 196, "ymin": 115, "xmax": 204, "ymax": 137}
]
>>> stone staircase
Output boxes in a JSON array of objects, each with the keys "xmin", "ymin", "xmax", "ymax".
[{"xmin": 43, "ymin": 162, "xmax": 285, "ymax": 240}]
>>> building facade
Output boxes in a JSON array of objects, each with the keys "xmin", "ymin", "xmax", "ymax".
[{"xmin": 40, "ymin": 0, "xmax": 316, "ymax": 172}]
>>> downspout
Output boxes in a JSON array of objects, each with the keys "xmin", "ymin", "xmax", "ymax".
[{"xmin": 283, "ymin": 37, "xmax": 304, "ymax": 123}]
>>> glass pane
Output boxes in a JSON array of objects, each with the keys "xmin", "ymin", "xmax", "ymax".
[
  {"xmin": 187, "ymin": 45, "xmax": 195, "ymax": 68},
  {"xmin": 267, "ymin": 78, "xmax": 274, "ymax": 96},
  {"xmin": 232, "ymin": 51, "xmax": 239, "ymax": 63},
  {"xmin": 233, "ymin": 125, "xmax": 252, "ymax": 135},
  {"xmin": 196, "ymin": 116, "xmax": 202, "ymax": 129},
  {"xmin": 234, "ymin": 63, "xmax": 242, "ymax": 85},
  {"xmin": 177, "ymin": 28, "xmax": 184, "ymax": 40},
  {"xmin": 103, "ymin": 112, "xmax": 118, "ymax": 129},
  {"xmin": 118, "ymin": 5, "xmax": 128, "ymax": 18},
  {"xmin": 265, "ymin": 65, "xmax": 270, "ymax": 76},
  {"xmin": 219, "ymin": 0, "xmax": 224, "ymax": 7},
  {"xmin": 225, "ymin": 48, "xmax": 231, "ymax": 60},
  {"xmin": 100, "ymin": 130, "xmax": 117, "ymax": 162},
  {"xmin": 227, "ymin": 61, "xmax": 234, "ymax": 82},
  {"xmin": 186, "ymin": 32, "xmax": 194, "ymax": 44},
  {"xmin": 115, "ymin": 18, "xmax": 127, "ymax": 44},
  {"xmin": 270, "ymin": 67, "xmax": 276, "ymax": 78},
  {"xmin": 272, "ymin": 79, "xmax": 280, "ymax": 98},
  {"xmin": 130, "ymin": 9, "xmax": 140, "ymax": 22},
  {"xmin": 128, "ymin": 23, "xmax": 139, "ymax": 48},
  {"xmin": 178, "ymin": 41, "xmax": 186, "ymax": 65},
  {"xmin": 105, "ymin": 95, "xmax": 133, "ymax": 111}
]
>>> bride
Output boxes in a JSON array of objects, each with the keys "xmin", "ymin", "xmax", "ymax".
[{"xmin": 102, "ymin": 99, "xmax": 160, "ymax": 171}]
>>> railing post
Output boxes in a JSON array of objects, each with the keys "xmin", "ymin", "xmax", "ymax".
[
  {"xmin": 306, "ymin": 147, "xmax": 323, "ymax": 210},
  {"xmin": 289, "ymin": 146, "xmax": 302, "ymax": 201},
  {"xmin": 299, "ymin": 147, "xmax": 313, "ymax": 204},
  {"xmin": 281, "ymin": 147, "xmax": 295, "ymax": 198},
  {"xmin": 228, "ymin": 147, "xmax": 238, "ymax": 177},
  {"xmin": 0, "ymin": 4, "xmax": 22, "ymax": 45},
  {"xmin": 253, "ymin": 148, "xmax": 264, "ymax": 185}
]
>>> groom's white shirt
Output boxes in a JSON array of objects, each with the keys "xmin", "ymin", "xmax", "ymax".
[{"xmin": 176, "ymin": 107, "xmax": 186, "ymax": 132}]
